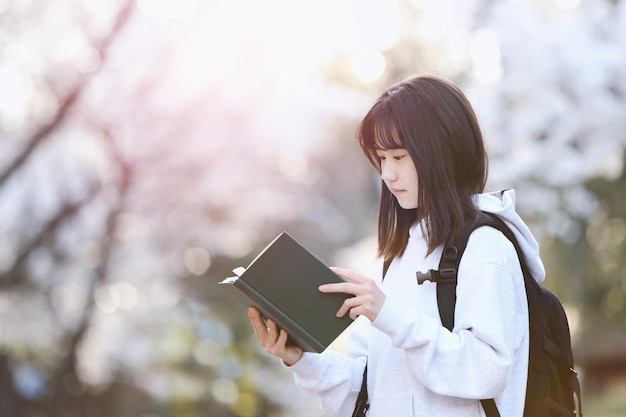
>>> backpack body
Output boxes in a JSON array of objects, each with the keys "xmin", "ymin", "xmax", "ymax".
[{"xmin": 432, "ymin": 212, "xmax": 583, "ymax": 417}]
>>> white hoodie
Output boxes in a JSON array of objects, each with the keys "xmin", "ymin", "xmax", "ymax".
[{"xmin": 287, "ymin": 190, "xmax": 544, "ymax": 417}]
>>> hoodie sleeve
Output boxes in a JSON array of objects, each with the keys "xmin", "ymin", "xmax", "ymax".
[
  {"xmin": 288, "ymin": 316, "xmax": 370, "ymax": 417},
  {"xmin": 371, "ymin": 227, "xmax": 528, "ymax": 399}
]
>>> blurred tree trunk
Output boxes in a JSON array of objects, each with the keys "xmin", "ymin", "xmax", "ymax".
[{"xmin": 0, "ymin": 353, "xmax": 19, "ymax": 417}]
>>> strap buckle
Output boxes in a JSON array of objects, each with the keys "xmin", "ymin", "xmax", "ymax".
[
  {"xmin": 416, "ymin": 268, "xmax": 457, "ymax": 285},
  {"xmin": 416, "ymin": 246, "xmax": 459, "ymax": 285}
]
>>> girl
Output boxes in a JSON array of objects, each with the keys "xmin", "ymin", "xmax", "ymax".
[{"xmin": 249, "ymin": 74, "xmax": 544, "ymax": 417}]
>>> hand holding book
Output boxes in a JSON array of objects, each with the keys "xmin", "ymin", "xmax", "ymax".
[
  {"xmin": 248, "ymin": 307, "xmax": 304, "ymax": 366},
  {"xmin": 219, "ymin": 232, "xmax": 358, "ymax": 353},
  {"xmin": 321, "ymin": 267, "xmax": 386, "ymax": 322},
  {"xmin": 246, "ymin": 264, "xmax": 384, "ymax": 366}
]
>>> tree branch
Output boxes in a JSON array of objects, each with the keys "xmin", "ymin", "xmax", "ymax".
[
  {"xmin": 0, "ymin": 183, "xmax": 101, "ymax": 290},
  {"xmin": 0, "ymin": 0, "xmax": 137, "ymax": 188}
]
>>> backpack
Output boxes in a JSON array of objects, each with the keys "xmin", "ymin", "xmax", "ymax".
[{"xmin": 352, "ymin": 211, "xmax": 583, "ymax": 417}]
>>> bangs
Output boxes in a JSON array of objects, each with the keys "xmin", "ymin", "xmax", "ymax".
[{"xmin": 356, "ymin": 102, "xmax": 405, "ymax": 170}]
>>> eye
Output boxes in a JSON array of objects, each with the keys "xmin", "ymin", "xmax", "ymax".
[{"xmin": 393, "ymin": 151, "xmax": 410, "ymax": 161}]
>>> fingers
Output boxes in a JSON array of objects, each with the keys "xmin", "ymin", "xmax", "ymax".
[
  {"xmin": 247, "ymin": 308, "xmax": 304, "ymax": 365},
  {"xmin": 266, "ymin": 318, "xmax": 280, "ymax": 345},
  {"xmin": 275, "ymin": 329, "xmax": 289, "ymax": 351},
  {"xmin": 319, "ymin": 281, "xmax": 357, "ymax": 294},
  {"xmin": 336, "ymin": 297, "xmax": 355, "ymax": 318},
  {"xmin": 320, "ymin": 270, "xmax": 377, "ymax": 297},
  {"xmin": 330, "ymin": 267, "xmax": 364, "ymax": 283},
  {"xmin": 335, "ymin": 294, "xmax": 368, "ymax": 319},
  {"xmin": 320, "ymin": 268, "xmax": 368, "ymax": 294},
  {"xmin": 249, "ymin": 308, "xmax": 277, "ymax": 344},
  {"xmin": 248, "ymin": 307, "xmax": 265, "ymax": 340},
  {"xmin": 247, "ymin": 308, "xmax": 283, "ymax": 347},
  {"xmin": 323, "ymin": 276, "xmax": 386, "ymax": 322}
]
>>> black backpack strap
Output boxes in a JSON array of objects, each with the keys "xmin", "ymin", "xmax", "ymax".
[
  {"xmin": 352, "ymin": 363, "xmax": 369, "ymax": 417},
  {"xmin": 431, "ymin": 212, "xmax": 506, "ymax": 417},
  {"xmin": 432, "ymin": 212, "xmax": 497, "ymax": 331},
  {"xmin": 481, "ymin": 399, "xmax": 501, "ymax": 417}
]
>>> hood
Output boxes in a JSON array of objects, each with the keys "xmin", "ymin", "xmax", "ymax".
[{"xmin": 474, "ymin": 190, "xmax": 546, "ymax": 283}]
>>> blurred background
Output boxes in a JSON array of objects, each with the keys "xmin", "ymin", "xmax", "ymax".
[{"xmin": 0, "ymin": 0, "xmax": 625, "ymax": 416}]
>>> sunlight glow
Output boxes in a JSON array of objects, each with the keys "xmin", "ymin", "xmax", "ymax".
[
  {"xmin": 193, "ymin": 340, "xmax": 222, "ymax": 366},
  {"xmin": 413, "ymin": 0, "xmax": 456, "ymax": 41},
  {"xmin": 187, "ymin": 0, "xmax": 402, "ymax": 88},
  {"xmin": 554, "ymin": 0, "xmax": 581, "ymax": 11},
  {"xmin": 183, "ymin": 246, "xmax": 212, "ymax": 276},
  {"xmin": 469, "ymin": 29, "xmax": 502, "ymax": 85},
  {"xmin": 563, "ymin": 304, "xmax": 580, "ymax": 339},
  {"xmin": 149, "ymin": 282, "xmax": 181, "ymax": 308},
  {"xmin": 50, "ymin": 284, "xmax": 85, "ymax": 316},
  {"xmin": 231, "ymin": 392, "xmax": 259, "ymax": 417},
  {"xmin": 137, "ymin": 0, "xmax": 198, "ymax": 20},
  {"xmin": 220, "ymin": 230, "xmax": 255, "ymax": 258},
  {"xmin": 212, "ymin": 378, "xmax": 239, "ymax": 404},
  {"xmin": 278, "ymin": 150, "xmax": 310, "ymax": 183},
  {"xmin": 351, "ymin": 0, "xmax": 401, "ymax": 50},
  {"xmin": 94, "ymin": 282, "xmax": 139, "ymax": 313},
  {"xmin": 352, "ymin": 49, "xmax": 387, "ymax": 83},
  {"xmin": 0, "ymin": 65, "xmax": 29, "ymax": 126},
  {"xmin": 0, "ymin": 0, "xmax": 10, "ymax": 14}
]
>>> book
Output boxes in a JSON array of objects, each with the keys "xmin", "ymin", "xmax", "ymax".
[{"xmin": 219, "ymin": 232, "xmax": 354, "ymax": 353}]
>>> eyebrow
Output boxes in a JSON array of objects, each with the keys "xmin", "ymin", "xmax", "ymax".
[{"xmin": 375, "ymin": 147, "xmax": 405, "ymax": 151}]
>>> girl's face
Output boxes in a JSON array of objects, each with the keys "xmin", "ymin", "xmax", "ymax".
[{"xmin": 376, "ymin": 148, "xmax": 419, "ymax": 209}]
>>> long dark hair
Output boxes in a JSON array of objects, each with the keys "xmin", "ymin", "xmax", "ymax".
[{"xmin": 356, "ymin": 75, "xmax": 488, "ymax": 261}]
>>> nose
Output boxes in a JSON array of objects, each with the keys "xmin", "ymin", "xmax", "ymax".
[{"xmin": 380, "ymin": 161, "xmax": 397, "ymax": 182}]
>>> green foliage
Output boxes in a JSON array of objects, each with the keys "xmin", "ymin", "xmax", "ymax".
[
  {"xmin": 582, "ymin": 152, "xmax": 626, "ymax": 325},
  {"xmin": 539, "ymin": 152, "xmax": 626, "ymax": 404}
]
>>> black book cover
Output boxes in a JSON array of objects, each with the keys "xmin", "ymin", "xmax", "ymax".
[{"xmin": 219, "ymin": 232, "xmax": 354, "ymax": 353}]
